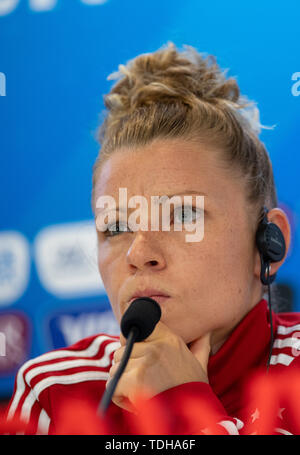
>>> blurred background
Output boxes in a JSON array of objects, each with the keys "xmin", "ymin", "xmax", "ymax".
[{"xmin": 0, "ymin": 0, "xmax": 299, "ymax": 403}]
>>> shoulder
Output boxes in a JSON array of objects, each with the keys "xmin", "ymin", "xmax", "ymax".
[
  {"xmin": 7, "ymin": 333, "xmax": 121, "ymax": 426},
  {"xmin": 20, "ymin": 332, "xmax": 120, "ymax": 379},
  {"xmin": 271, "ymin": 311, "xmax": 300, "ymax": 368},
  {"xmin": 21, "ymin": 332, "xmax": 121, "ymax": 388}
]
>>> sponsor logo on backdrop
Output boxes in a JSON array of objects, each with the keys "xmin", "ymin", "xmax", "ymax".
[
  {"xmin": 48, "ymin": 308, "xmax": 120, "ymax": 348},
  {"xmin": 291, "ymin": 72, "xmax": 300, "ymax": 97},
  {"xmin": 0, "ymin": 231, "xmax": 31, "ymax": 306},
  {"xmin": 0, "ymin": 332, "xmax": 5, "ymax": 357},
  {"xmin": 0, "ymin": 0, "xmax": 108, "ymax": 16},
  {"xmin": 0, "ymin": 312, "xmax": 31, "ymax": 373},
  {"xmin": 0, "ymin": 72, "xmax": 6, "ymax": 96},
  {"xmin": 34, "ymin": 220, "xmax": 105, "ymax": 299}
]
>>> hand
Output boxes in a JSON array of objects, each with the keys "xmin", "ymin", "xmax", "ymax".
[{"xmin": 106, "ymin": 321, "xmax": 211, "ymax": 413}]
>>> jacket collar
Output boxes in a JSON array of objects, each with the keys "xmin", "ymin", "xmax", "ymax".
[{"xmin": 207, "ymin": 298, "xmax": 276, "ymax": 407}]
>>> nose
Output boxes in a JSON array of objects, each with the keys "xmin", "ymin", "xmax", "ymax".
[{"xmin": 126, "ymin": 231, "xmax": 166, "ymax": 272}]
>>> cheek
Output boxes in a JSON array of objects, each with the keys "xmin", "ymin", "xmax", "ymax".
[
  {"xmin": 172, "ymin": 230, "xmax": 248, "ymax": 315},
  {"xmin": 97, "ymin": 246, "xmax": 115, "ymax": 298},
  {"xmin": 204, "ymin": 222, "xmax": 252, "ymax": 277},
  {"xmin": 222, "ymin": 226, "xmax": 254, "ymax": 280},
  {"xmin": 97, "ymin": 244, "xmax": 110, "ymax": 285}
]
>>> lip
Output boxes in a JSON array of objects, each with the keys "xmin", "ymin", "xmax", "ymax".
[
  {"xmin": 128, "ymin": 295, "xmax": 170, "ymax": 305},
  {"xmin": 128, "ymin": 288, "xmax": 170, "ymax": 305}
]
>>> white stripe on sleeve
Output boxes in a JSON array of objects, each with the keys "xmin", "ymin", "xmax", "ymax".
[
  {"xmin": 36, "ymin": 409, "xmax": 51, "ymax": 435},
  {"xmin": 218, "ymin": 420, "xmax": 240, "ymax": 435},
  {"xmin": 273, "ymin": 337, "xmax": 300, "ymax": 350},
  {"xmin": 25, "ymin": 341, "xmax": 120, "ymax": 384},
  {"xmin": 275, "ymin": 427, "xmax": 293, "ymax": 435},
  {"xmin": 7, "ymin": 335, "xmax": 120, "ymax": 420},
  {"xmin": 270, "ymin": 353, "xmax": 295, "ymax": 366},
  {"xmin": 34, "ymin": 371, "xmax": 109, "ymax": 400},
  {"xmin": 277, "ymin": 324, "xmax": 300, "ymax": 335}
]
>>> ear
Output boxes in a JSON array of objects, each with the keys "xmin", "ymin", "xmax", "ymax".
[{"xmin": 254, "ymin": 207, "xmax": 291, "ymax": 279}]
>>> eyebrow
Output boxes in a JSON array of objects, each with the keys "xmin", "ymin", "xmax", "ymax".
[
  {"xmin": 163, "ymin": 190, "xmax": 207, "ymax": 198},
  {"xmin": 94, "ymin": 190, "xmax": 207, "ymax": 218}
]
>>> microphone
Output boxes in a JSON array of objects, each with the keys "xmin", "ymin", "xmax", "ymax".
[{"xmin": 98, "ymin": 297, "xmax": 161, "ymax": 416}]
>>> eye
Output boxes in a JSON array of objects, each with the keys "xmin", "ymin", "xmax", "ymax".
[
  {"xmin": 173, "ymin": 205, "xmax": 202, "ymax": 224},
  {"xmin": 103, "ymin": 221, "xmax": 131, "ymax": 238}
]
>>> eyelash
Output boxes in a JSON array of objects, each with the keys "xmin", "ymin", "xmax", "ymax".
[{"xmin": 101, "ymin": 206, "xmax": 203, "ymax": 238}]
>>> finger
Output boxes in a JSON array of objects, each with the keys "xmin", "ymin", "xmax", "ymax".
[
  {"xmin": 108, "ymin": 362, "xmax": 119, "ymax": 378},
  {"xmin": 105, "ymin": 366, "xmax": 123, "ymax": 390},
  {"xmin": 113, "ymin": 347, "xmax": 125, "ymax": 364},
  {"xmin": 113, "ymin": 323, "xmax": 175, "ymax": 364},
  {"xmin": 107, "ymin": 371, "xmax": 131, "ymax": 403},
  {"xmin": 108, "ymin": 357, "xmax": 141, "ymax": 383},
  {"xmin": 119, "ymin": 332, "xmax": 127, "ymax": 347},
  {"xmin": 112, "ymin": 395, "xmax": 137, "ymax": 414},
  {"xmin": 105, "ymin": 376, "xmax": 112, "ymax": 390},
  {"xmin": 113, "ymin": 342, "xmax": 153, "ymax": 363},
  {"xmin": 105, "ymin": 363, "xmax": 120, "ymax": 390},
  {"xmin": 188, "ymin": 332, "xmax": 212, "ymax": 367},
  {"xmin": 142, "ymin": 320, "xmax": 174, "ymax": 342}
]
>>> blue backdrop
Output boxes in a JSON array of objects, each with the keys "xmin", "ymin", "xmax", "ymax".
[{"xmin": 0, "ymin": 0, "xmax": 299, "ymax": 399}]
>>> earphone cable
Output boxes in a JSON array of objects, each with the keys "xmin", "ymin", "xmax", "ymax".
[{"xmin": 266, "ymin": 261, "xmax": 274, "ymax": 373}]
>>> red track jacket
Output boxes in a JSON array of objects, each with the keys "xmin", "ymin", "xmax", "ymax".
[{"xmin": 5, "ymin": 298, "xmax": 300, "ymax": 435}]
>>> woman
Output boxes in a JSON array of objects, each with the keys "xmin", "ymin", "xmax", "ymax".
[{"xmin": 6, "ymin": 42, "xmax": 299, "ymax": 435}]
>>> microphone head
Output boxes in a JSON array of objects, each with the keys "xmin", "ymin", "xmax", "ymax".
[{"xmin": 120, "ymin": 297, "xmax": 162, "ymax": 342}]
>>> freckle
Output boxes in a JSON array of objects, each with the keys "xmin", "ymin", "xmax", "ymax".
[{"xmin": 238, "ymin": 288, "xmax": 242, "ymax": 294}]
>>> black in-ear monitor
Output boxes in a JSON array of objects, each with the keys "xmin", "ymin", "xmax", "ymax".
[
  {"xmin": 255, "ymin": 206, "xmax": 286, "ymax": 371},
  {"xmin": 255, "ymin": 206, "xmax": 286, "ymax": 285}
]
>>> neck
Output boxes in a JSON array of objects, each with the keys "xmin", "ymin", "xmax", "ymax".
[{"xmin": 210, "ymin": 285, "xmax": 264, "ymax": 356}]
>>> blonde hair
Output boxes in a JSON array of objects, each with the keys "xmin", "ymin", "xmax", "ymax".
[{"xmin": 91, "ymin": 41, "xmax": 277, "ymax": 227}]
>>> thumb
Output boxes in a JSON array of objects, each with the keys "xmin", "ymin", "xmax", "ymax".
[
  {"xmin": 119, "ymin": 320, "xmax": 169, "ymax": 346},
  {"xmin": 143, "ymin": 320, "xmax": 172, "ymax": 342},
  {"xmin": 188, "ymin": 333, "xmax": 212, "ymax": 370}
]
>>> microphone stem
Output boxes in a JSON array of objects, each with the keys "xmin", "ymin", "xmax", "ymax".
[{"xmin": 98, "ymin": 326, "xmax": 139, "ymax": 416}]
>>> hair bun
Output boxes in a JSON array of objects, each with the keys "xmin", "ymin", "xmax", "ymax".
[{"xmin": 103, "ymin": 41, "xmax": 265, "ymax": 135}]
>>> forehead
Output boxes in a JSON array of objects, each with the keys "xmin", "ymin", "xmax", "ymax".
[{"xmin": 93, "ymin": 138, "xmax": 242, "ymax": 207}]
